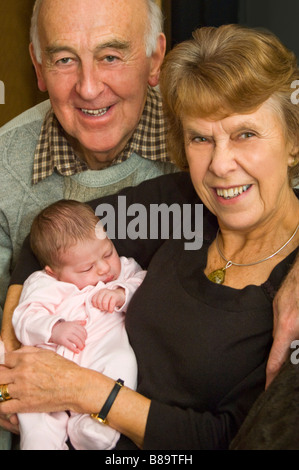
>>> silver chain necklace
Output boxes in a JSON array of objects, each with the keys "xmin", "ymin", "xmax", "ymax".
[{"xmin": 208, "ymin": 222, "xmax": 299, "ymax": 284}]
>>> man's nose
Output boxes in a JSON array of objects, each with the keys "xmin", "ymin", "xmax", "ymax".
[{"xmin": 75, "ymin": 62, "xmax": 105, "ymax": 100}]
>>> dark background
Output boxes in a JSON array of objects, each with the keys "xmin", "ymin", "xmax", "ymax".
[
  {"xmin": 170, "ymin": 0, "xmax": 299, "ymax": 56},
  {"xmin": 1, "ymin": 0, "xmax": 299, "ymax": 126}
]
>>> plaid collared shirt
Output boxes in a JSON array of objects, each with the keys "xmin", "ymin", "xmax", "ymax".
[{"xmin": 32, "ymin": 87, "xmax": 169, "ymax": 185}]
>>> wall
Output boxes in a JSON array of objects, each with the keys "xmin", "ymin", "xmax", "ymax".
[
  {"xmin": 239, "ymin": 0, "xmax": 299, "ymax": 58},
  {"xmin": 170, "ymin": 0, "xmax": 239, "ymax": 47},
  {"xmin": 0, "ymin": 0, "xmax": 46, "ymax": 127}
]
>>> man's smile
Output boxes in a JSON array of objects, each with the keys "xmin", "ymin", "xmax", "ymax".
[{"xmin": 80, "ymin": 106, "xmax": 111, "ymax": 117}]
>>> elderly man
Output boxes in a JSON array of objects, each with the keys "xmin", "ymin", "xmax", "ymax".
[
  {"xmin": 0, "ymin": 0, "xmax": 174, "ymax": 324},
  {"xmin": 0, "ymin": 0, "xmax": 175, "ymax": 448}
]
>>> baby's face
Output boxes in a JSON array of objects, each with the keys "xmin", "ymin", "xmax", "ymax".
[{"xmin": 52, "ymin": 235, "xmax": 121, "ymax": 289}]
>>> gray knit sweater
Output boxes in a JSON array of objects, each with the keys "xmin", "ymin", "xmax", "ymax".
[{"xmin": 0, "ymin": 100, "xmax": 176, "ymax": 318}]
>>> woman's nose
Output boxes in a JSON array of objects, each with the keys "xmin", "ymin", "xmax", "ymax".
[{"xmin": 209, "ymin": 143, "xmax": 238, "ymax": 177}]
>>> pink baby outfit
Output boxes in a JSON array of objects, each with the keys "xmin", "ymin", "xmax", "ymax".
[{"xmin": 13, "ymin": 257, "xmax": 145, "ymax": 450}]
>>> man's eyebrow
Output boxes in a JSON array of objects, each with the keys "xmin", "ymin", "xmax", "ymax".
[
  {"xmin": 94, "ymin": 39, "xmax": 131, "ymax": 53},
  {"xmin": 45, "ymin": 45, "xmax": 77, "ymax": 57},
  {"xmin": 45, "ymin": 40, "xmax": 131, "ymax": 58}
]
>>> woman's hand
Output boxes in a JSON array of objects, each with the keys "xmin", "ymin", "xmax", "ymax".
[
  {"xmin": 0, "ymin": 347, "xmax": 150, "ymax": 448},
  {"xmin": 0, "ymin": 364, "xmax": 19, "ymax": 434},
  {"xmin": 0, "ymin": 347, "xmax": 86, "ymax": 415},
  {"xmin": 0, "ymin": 347, "xmax": 117, "ymax": 416}
]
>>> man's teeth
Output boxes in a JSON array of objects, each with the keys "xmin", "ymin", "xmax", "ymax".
[
  {"xmin": 216, "ymin": 185, "xmax": 251, "ymax": 199},
  {"xmin": 81, "ymin": 107, "xmax": 109, "ymax": 116}
]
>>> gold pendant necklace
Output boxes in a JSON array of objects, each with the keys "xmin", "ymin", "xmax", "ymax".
[{"xmin": 208, "ymin": 222, "xmax": 299, "ymax": 285}]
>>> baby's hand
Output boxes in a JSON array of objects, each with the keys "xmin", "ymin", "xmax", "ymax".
[
  {"xmin": 91, "ymin": 288, "xmax": 125, "ymax": 313},
  {"xmin": 49, "ymin": 320, "xmax": 87, "ymax": 353}
]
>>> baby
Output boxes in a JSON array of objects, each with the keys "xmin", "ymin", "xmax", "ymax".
[{"xmin": 12, "ymin": 200, "xmax": 146, "ymax": 450}]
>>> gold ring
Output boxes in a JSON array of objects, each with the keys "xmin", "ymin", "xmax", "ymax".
[{"xmin": 0, "ymin": 384, "xmax": 11, "ymax": 401}]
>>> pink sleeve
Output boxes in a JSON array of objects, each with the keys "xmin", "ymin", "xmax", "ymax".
[
  {"xmin": 12, "ymin": 271, "xmax": 72, "ymax": 346},
  {"xmin": 108, "ymin": 257, "xmax": 147, "ymax": 312}
]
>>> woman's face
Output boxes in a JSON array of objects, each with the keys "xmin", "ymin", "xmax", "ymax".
[{"xmin": 182, "ymin": 100, "xmax": 296, "ymax": 232}]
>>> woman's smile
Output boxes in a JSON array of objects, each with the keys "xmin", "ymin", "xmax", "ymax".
[{"xmin": 214, "ymin": 184, "xmax": 252, "ymax": 200}]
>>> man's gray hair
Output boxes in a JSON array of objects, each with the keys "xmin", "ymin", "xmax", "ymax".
[{"xmin": 30, "ymin": 0, "xmax": 164, "ymax": 63}]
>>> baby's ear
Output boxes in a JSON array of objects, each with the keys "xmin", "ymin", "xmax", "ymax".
[{"xmin": 44, "ymin": 266, "xmax": 57, "ymax": 278}]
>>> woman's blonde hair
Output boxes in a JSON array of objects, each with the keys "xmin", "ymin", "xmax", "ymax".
[
  {"xmin": 159, "ymin": 24, "xmax": 299, "ymax": 185},
  {"xmin": 30, "ymin": 200, "xmax": 99, "ymax": 268}
]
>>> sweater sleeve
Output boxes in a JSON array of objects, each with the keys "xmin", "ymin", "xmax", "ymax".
[
  {"xmin": 0, "ymin": 209, "xmax": 13, "ymax": 316},
  {"xmin": 10, "ymin": 172, "xmax": 198, "ymax": 285}
]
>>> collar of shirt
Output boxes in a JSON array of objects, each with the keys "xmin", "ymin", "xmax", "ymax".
[{"xmin": 32, "ymin": 87, "xmax": 168, "ymax": 185}]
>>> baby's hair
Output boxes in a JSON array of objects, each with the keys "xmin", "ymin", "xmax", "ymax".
[{"xmin": 30, "ymin": 199, "xmax": 100, "ymax": 268}]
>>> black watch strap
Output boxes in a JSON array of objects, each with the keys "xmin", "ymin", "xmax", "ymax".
[{"xmin": 91, "ymin": 379, "xmax": 124, "ymax": 424}]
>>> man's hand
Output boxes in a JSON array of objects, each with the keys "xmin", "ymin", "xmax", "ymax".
[
  {"xmin": 1, "ymin": 285, "xmax": 23, "ymax": 352},
  {"xmin": 91, "ymin": 287, "xmax": 125, "ymax": 313},
  {"xmin": 266, "ymin": 266, "xmax": 299, "ymax": 388},
  {"xmin": 49, "ymin": 320, "xmax": 87, "ymax": 354},
  {"xmin": 0, "ymin": 411, "xmax": 19, "ymax": 434}
]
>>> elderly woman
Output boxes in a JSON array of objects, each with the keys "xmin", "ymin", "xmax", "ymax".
[{"xmin": 1, "ymin": 24, "xmax": 299, "ymax": 450}]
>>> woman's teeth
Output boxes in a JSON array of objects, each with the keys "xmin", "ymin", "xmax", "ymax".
[
  {"xmin": 81, "ymin": 107, "xmax": 109, "ymax": 116},
  {"xmin": 216, "ymin": 184, "xmax": 251, "ymax": 200}
]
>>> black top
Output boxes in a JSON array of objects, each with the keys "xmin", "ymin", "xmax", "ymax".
[
  {"xmin": 117, "ymin": 212, "xmax": 297, "ymax": 449},
  {"xmin": 11, "ymin": 172, "xmax": 298, "ymax": 449}
]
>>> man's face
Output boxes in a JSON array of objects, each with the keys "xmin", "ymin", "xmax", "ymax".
[{"xmin": 31, "ymin": 0, "xmax": 165, "ymax": 168}]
